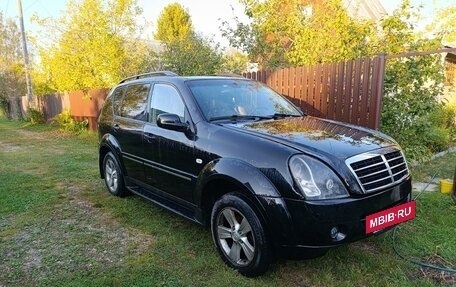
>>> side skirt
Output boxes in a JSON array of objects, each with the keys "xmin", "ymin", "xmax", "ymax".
[{"xmin": 125, "ymin": 178, "xmax": 205, "ymax": 225}]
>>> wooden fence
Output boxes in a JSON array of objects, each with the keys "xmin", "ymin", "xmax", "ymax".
[
  {"xmin": 33, "ymin": 88, "xmax": 109, "ymax": 131},
  {"xmin": 244, "ymin": 55, "xmax": 386, "ymax": 129},
  {"xmin": 25, "ymin": 56, "xmax": 387, "ymax": 131}
]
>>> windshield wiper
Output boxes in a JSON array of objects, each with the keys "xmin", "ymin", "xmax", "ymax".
[
  {"xmin": 268, "ymin": 113, "xmax": 302, "ymax": 119},
  {"xmin": 209, "ymin": 115, "xmax": 271, "ymax": 122}
]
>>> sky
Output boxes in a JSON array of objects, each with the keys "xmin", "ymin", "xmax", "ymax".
[{"xmin": 1, "ymin": 0, "xmax": 455, "ymax": 48}]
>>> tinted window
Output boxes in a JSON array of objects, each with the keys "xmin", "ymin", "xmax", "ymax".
[
  {"xmin": 112, "ymin": 87, "xmax": 125, "ymax": 116},
  {"xmin": 120, "ymin": 84, "xmax": 150, "ymax": 120},
  {"xmin": 150, "ymin": 84, "xmax": 185, "ymax": 124}
]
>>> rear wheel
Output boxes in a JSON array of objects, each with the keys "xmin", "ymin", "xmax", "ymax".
[
  {"xmin": 211, "ymin": 193, "xmax": 272, "ymax": 277},
  {"xmin": 103, "ymin": 152, "xmax": 129, "ymax": 197}
]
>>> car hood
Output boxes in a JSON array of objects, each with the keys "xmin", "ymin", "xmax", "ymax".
[{"xmin": 225, "ymin": 116, "xmax": 398, "ymax": 159}]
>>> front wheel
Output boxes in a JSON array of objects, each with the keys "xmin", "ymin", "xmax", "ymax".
[{"xmin": 211, "ymin": 193, "xmax": 272, "ymax": 277}]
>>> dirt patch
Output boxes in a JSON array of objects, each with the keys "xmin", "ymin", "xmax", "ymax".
[
  {"xmin": 0, "ymin": 188, "xmax": 154, "ymax": 285},
  {"xmin": 16, "ymin": 129, "xmax": 48, "ymax": 141},
  {"xmin": 416, "ymin": 255, "xmax": 456, "ymax": 286},
  {"xmin": 351, "ymin": 241, "xmax": 381, "ymax": 255},
  {"xmin": 0, "ymin": 141, "xmax": 22, "ymax": 152}
]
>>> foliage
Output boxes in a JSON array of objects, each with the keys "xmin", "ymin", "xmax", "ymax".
[
  {"xmin": 378, "ymin": 1, "xmax": 450, "ymax": 161},
  {"xmin": 160, "ymin": 35, "xmax": 223, "ymax": 75},
  {"xmin": 52, "ymin": 110, "xmax": 88, "ymax": 134},
  {"xmin": 155, "ymin": 3, "xmax": 223, "ymax": 75},
  {"xmin": 154, "ymin": 3, "xmax": 193, "ymax": 43},
  {"xmin": 427, "ymin": 5, "xmax": 456, "ymax": 46},
  {"xmin": 220, "ymin": 50, "xmax": 249, "ymax": 75},
  {"xmin": 0, "ymin": 12, "xmax": 26, "ymax": 104},
  {"xmin": 222, "ymin": 0, "xmax": 375, "ymax": 68},
  {"xmin": 32, "ymin": 0, "xmax": 144, "ymax": 93},
  {"xmin": 25, "ymin": 108, "xmax": 45, "ymax": 124},
  {"xmin": 0, "ymin": 97, "xmax": 8, "ymax": 118}
]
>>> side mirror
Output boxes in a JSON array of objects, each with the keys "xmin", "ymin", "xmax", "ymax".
[{"xmin": 157, "ymin": 113, "xmax": 189, "ymax": 132}]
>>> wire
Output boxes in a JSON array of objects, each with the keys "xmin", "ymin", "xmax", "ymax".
[
  {"xmin": 391, "ymin": 172, "xmax": 456, "ymax": 273},
  {"xmin": 392, "ymin": 226, "xmax": 456, "ymax": 273}
]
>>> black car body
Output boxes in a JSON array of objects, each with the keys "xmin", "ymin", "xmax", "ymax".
[{"xmin": 98, "ymin": 72, "xmax": 412, "ymax": 276}]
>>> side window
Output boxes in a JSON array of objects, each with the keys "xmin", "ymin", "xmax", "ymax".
[
  {"xmin": 112, "ymin": 87, "xmax": 125, "ymax": 116},
  {"xmin": 150, "ymin": 84, "xmax": 185, "ymax": 124},
  {"xmin": 120, "ymin": 84, "xmax": 150, "ymax": 120}
]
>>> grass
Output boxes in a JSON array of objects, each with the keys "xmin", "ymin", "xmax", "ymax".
[
  {"xmin": 410, "ymin": 151, "xmax": 456, "ymax": 183},
  {"xmin": 0, "ymin": 118, "xmax": 455, "ymax": 287}
]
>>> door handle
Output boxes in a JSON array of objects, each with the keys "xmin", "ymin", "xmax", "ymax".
[{"xmin": 144, "ymin": 133, "xmax": 157, "ymax": 143}]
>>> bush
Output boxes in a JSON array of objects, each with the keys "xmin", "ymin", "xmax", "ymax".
[
  {"xmin": 26, "ymin": 108, "xmax": 45, "ymax": 124},
  {"xmin": 424, "ymin": 127, "xmax": 450, "ymax": 153},
  {"xmin": 0, "ymin": 98, "xmax": 8, "ymax": 118},
  {"xmin": 442, "ymin": 103, "xmax": 456, "ymax": 140},
  {"xmin": 52, "ymin": 110, "xmax": 88, "ymax": 134}
]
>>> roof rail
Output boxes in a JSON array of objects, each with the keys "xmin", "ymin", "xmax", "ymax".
[
  {"xmin": 118, "ymin": 71, "xmax": 178, "ymax": 84},
  {"xmin": 212, "ymin": 73, "xmax": 244, "ymax": 78}
]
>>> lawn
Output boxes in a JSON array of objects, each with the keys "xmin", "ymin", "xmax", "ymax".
[{"xmin": 0, "ymin": 118, "xmax": 455, "ymax": 287}]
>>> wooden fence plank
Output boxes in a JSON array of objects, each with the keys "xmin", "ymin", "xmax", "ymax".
[
  {"xmin": 309, "ymin": 64, "xmax": 316, "ymax": 115},
  {"xmin": 369, "ymin": 55, "xmax": 386, "ymax": 129},
  {"xmin": 314, "ymin": 64, "xmax": 322, "ymax": 116},
  {"xmin": 336, "ymin": 62, "xmax": 345, "ymax": 121},
  {"xmin": 321, "ymin": 64, "xmax": 329, "ymax": 118},
  {"xmin": 360, "ymin": 58, "xmax": 371, "ymax": 125},
  {"xmin": 344, "ymin": 60, "xmax": 353, "ymax": 123},
  {"xmin": 328, "ymin": 62, "xmax": 337, "ymax": 120},
  {"xmin": 352, "ymin": 58, "xmax": 362, "ymax": 125}
]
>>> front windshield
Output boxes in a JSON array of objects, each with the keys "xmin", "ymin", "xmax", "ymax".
[{"xmin": 187, "ymin": 79, "xmax": 302, "ymax": 121}]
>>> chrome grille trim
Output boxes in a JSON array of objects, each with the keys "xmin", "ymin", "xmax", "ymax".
[{"xmin": 345, "ymin": 147, "xmax": 410, "ymax": 193}]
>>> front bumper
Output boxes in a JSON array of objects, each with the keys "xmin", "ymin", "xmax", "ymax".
[{"xmin": 257, "ymin": 177, "xmax": 412, "ymax": 252}]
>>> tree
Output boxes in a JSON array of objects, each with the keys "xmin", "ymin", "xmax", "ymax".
[
  {"xmin": 0, "ymin": 12, "xmax": 26, "ymax": 115},
  {"xmin": 379, "ymin": 1, "xmax": 447, "ymax": 160},
  {"xmin": 155, "ymin": 3, "xmax": 222, "ymax": 75},
  {"xmin": 222, "ymin": 0, "xmax": 374, "ymax": 68},
  {"xmin": 33, "ymin": 0, "xmax": 145, "ymax": 92},
  {"xmin": 160, "ymin": 35, "xmax": 223, "ymax": 75},
  {"xmin": 427, "ymin": 5, "xmax": 456, "ymax": 46},
  {"xmin": 220, "ymin": 50, "xmax": 249, "ymax": 75},
  {"xmin": 155, "ymin": 3, "xmax": 193, "ymax": 43}
]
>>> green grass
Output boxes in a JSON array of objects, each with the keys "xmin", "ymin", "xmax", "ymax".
[
  {"xmin": 0, "ymin": 118, "xmax": 455, "ymax": 286},
  {"xmin": 410, "ymin": 151, "xmax": 456, "ymax": 182}
]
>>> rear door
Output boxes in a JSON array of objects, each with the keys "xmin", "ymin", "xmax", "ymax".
[{"xmin": 112, "ymin": 83, "xmax": 150, "ymax": 183}]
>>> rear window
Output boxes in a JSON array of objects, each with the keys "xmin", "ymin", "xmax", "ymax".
[{"xmin": 113, "ymin": 84, "xmax": 151, "ymax": 121}]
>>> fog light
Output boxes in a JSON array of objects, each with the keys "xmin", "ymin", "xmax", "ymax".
[{"xmin": 330, "ymin": 226, "xmax": 346, "ymax": 241}]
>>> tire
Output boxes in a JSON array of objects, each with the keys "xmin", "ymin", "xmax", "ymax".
[
  {"xmin": 211, "ymin": 193, "xmax": 272, "ymax": 277},
  {"xmin": 102, "ymin": 152, "xmax": 129, "ymax": 197}
]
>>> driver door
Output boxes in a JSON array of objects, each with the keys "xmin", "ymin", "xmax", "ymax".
[{"xmin": 142, "ymin": 83, "xmax": 196, "ymax": 203}]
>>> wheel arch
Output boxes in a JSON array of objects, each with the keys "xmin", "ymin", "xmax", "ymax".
[
  {"xmin": 195, "ymin": 158, "xmax": 280, "ymax": 225},
  {"xmin": 99, "ymin": 133, "xmax": 124, "ymax": 178}
]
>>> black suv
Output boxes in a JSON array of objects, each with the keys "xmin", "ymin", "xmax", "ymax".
[{"xmin": 98, "ymin": 71, "xmax": 412, "ymax": 276}]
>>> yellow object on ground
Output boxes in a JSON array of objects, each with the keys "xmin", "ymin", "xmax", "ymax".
[{"xmin": 440, "ymin": 179, "xmax": 454, "ymax": 194}]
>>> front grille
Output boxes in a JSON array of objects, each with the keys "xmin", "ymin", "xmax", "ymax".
[{"xmin": 346, "ymin": 149, "xmax": 409, "ymax": 193}]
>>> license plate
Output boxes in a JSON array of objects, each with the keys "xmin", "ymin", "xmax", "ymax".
[{"xmin": 365, "ymin": 200, "xmax": 416, "ymax": 234}]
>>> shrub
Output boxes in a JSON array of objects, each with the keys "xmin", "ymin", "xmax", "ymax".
[
  {"xmin": 0, "ymin": 98, "xmax": 7, "ymax": 118},
  {"xmin": 26, "ymin": 108, "xmax": 45, "ymax": 124},
  {"xmin": 52, "ymin": 110, "xmax": 88, "ymax": 134},
  {"xmin": 424, "ymin": 127, "xmax": 450, "ymax": 153}
]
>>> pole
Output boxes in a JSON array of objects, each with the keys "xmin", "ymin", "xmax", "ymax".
[{"xmin": 17, "ymin": 0, "xmax": 34, "ymax": 107}]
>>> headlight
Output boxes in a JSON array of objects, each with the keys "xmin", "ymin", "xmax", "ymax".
[{"xmin": 289, "ymin": 155, "xmax": 349, "ymax": 200}]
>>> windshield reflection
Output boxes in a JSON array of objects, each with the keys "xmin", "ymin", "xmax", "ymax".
[{"xmin": 187, "ymin": 79, "xmax": 301, "ymax": 120}]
